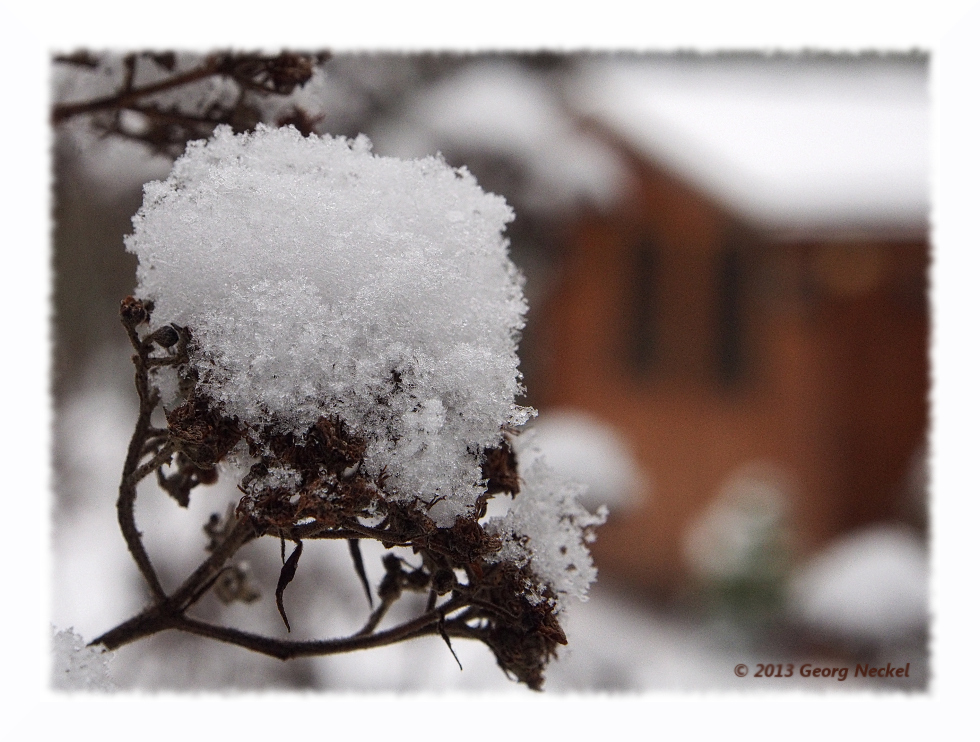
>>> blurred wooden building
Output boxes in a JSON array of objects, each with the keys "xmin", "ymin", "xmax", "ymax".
[
  {"xmin": 535, "ymin": 146, "xmax": 927, "ymax": 597},
  {"xmin": 531, "ymin": 56, "xmax": 930, "ymax": 597},
  {"xmin": 375, "ymin": 53, "xmax": 930, "ymax": 599}
]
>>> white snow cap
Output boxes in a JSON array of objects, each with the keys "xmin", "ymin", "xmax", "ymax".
[
  {"xmin": 571, "ymin": 55, "xmax": 928, "ymax": 236},
  {"xmin": 126, "ymin": 124, "xmax": 532, "ymax": 525},
  {"xmin": 516, "ymin": 409, "xmax": 646, "ymax": 513},
  {"xmin": 683, "ymin": 463, "xmax": 790, "ymax": 581},
  {"xmin": 788, "ymin": 524, "xmax": 929, "ymax": 643}
]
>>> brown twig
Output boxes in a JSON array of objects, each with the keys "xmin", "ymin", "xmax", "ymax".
[
  {"xmin": 52, "ymin": 58, "xmax": 222, "ymax": 124},
  {"xmin": 175, "ymin": 595, "xmax": 468, "ymax": 660},
  {"xmin": 115, "ymin": 322, "xmax": 169, "ymax": 601},
  {"xmin": 355, "ymin": 592, "xmax": 398, "ymax": 637},
  {"xmin": 51, "ymin": 51, "xmax": 330, "ymax": 159},
  {"xmin": 131, "ymin": 442, "xmax": 176, "ymax": 483}
]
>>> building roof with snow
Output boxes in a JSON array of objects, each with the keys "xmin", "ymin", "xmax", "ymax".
[
  {"xmin": 568, "ymin": 53, "xmax": 929, "ymax": 240},
  {"xmin": 371, "ymin": 59, "xmax": 625, "ymax": 211}
]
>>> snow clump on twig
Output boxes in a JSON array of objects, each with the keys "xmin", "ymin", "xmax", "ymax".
[
  {"xmin": 52, "ymin": 627, "xmax": 116, "ymax": 691},
  {"xmin": 487, "ymin": 449, "xmax": 607, "ymax": 609},
  {"xmin": 125, "ymin": 124, "xmax": 533, "ymax": 526}
]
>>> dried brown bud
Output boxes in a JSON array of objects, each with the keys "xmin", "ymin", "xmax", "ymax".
[
  {"xmin": 166, "ymin": 396, "xmax": 243, "ymax": 468},
  {"xmin": 482, "ymin": 438, "xmax": 520, "ymax": 496},
  {"xmin": 432, "ymin": 568, "xmax": 455, "ymax": 595},
  {"xmin": 195, "ymin": 466, "xmax": 219, "ymax": 485},
  {"xmin": 120, "ymin": 295, "xmax": 149, "ymax": 325},
  {"xmin": 224, "ymin": 51, "xmax": 320, "ymax": 95},
  {"xmin": 150, "ymin": 324, "xmax": 180, "ymax": 347}
]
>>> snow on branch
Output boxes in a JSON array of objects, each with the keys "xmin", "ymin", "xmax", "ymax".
[
  {"xmin": 126, "ymin": 124, "xmax": 531, "ymax": 526},
  {"xmin": 82, "ymin": 124, "xmax": 603, "ymax": 691}
]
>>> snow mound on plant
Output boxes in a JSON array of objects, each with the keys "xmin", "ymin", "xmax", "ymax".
[
  {"xmin": 787, "ymin": 524, "xmax": 929, "ymax": 643},
  {"xmin": 488, "ymin": 445, "xmax": 607, "ymax": 610},
  {"xmin": 52, "ymin": 627, "xmax": 115, "ymax": 691},
  {"xmin": 125, "ymin": 124, "xmax": 531, "ymax": 525}
]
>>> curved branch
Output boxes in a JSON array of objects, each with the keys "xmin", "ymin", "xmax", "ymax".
[
  {"xmin": 95, "ymin": 588, "xmax": 470, "ymax": 661},
  {"xmin": 52, "ymin": 59, "xmax": 221, "ymax": 124},
  {"xmin": 117, "ymin": 374, "xmax": 167, "ymax": 601},
  {"xmin": 166, "ymin": 516, "xmax": 259, "ymax": 613},
  {"xmin": 174, "ymin": 596, "xmax": 468, "ymax": 660},
  {"xmin": 132, "ymin": 442, "xmax": 175, "ymax": 484},
  {"xmin": 114, "ymin": 304, "xmax": 194, "ymax": 602}
]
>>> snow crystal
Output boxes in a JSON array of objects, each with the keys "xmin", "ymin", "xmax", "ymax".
[
  {"xmin": 126, "ymin": 124, "xmax": 529, "ymax": 525},
  {"xmin": 486, "ymin": 449, "xmax": 607, "ymax": 609},
  {"xmin": 52, "ymin": 627, "xmax": 115, "ymax": 691}
]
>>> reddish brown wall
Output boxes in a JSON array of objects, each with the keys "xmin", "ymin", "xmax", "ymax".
[{"xmin": 534, "ymin": 159, "xmax": 928, "ymax": 597}]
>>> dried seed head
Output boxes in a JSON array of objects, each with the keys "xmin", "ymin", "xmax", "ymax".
[
  {"xmin": 120, "ymin": 295, "xmax": 149, "ymax": 325},
  {"xmin": 151, "ymin": 324, "xmax": 180, "ymax": 348},
  {"xmin": 432, "ymin": 568, "xmax": 455, "ymax": 595}
]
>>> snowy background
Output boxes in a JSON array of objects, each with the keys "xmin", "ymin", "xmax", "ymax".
[{"xmin": 50, "ymin": 51, "xmax": 929, "ymax": 693}]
